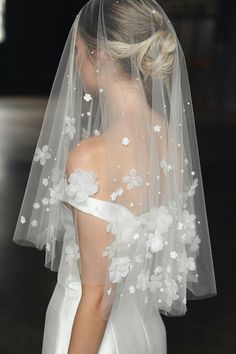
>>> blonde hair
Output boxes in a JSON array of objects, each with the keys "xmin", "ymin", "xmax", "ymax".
[{"xmin": 79, "ymin": 0, "xmax": 177, "ymax": 81}]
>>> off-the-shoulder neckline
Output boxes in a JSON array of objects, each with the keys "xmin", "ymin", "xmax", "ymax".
[{"xmin": 64, "ymin": 168, "xmax": 138, "ymax": 219}]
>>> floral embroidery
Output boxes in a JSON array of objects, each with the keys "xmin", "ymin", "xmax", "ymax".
[
  {"xmin": 160, "ymin": 159, "xmax": 172, "ymax": 175},
  {"xmin": 109, "ymin": 256, "xmax": 132, "ymax": 283},
  {"xmin": 33, "ymin": 145, "xmax": 51, "ymax": 166},
  {"xmin": 83, "ymin": 93, "xmax": 92, "ymax": 102},
  {"xmin": 65, "ymin": 169, "xmax": 99, "ymax": 203},
  {"xmin": 64, "ymin": 116, "xmax": 76, "ymax": 140},
  {"xmin": 65, "ymin": 244, "xmax": 80, "ymax": 266},
  {"xmin": 122, "ymin": 169, "xmax": 142, "ymax": 190}
]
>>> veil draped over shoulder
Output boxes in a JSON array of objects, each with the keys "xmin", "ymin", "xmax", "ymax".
[{"xmin": 13, "ymin": 0, "xmax": 217, "ymax": 326}]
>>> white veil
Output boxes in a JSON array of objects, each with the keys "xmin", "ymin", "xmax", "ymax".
[{"xmin": 13, "ymin": 0, "xmax": 217, "ymax": 328}]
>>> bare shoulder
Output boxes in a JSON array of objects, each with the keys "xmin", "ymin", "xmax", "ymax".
[{"xmin": 65, "ymin": 135, "xmax": 106, "ymax": 179}]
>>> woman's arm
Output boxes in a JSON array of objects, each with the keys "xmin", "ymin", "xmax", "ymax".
[
  {"xmin": 67, "ymin": 285, "xmax": 108, "ymax": 354},
  {"xmin": 66, "ymin": 139, "xmax": 112, "ymax": 354}
]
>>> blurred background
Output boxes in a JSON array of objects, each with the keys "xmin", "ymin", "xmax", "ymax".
[{"xmin": 0, "ymin": 0, "xmax": 235, "ymax": 353}]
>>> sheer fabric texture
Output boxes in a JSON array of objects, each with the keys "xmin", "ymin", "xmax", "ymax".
[{"xmin": 13, "ymin": 0, "xmax": 217, "ymax": 349}]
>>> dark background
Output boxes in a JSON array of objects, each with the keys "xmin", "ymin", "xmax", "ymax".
[{"xmin": 0, "ymin": 0, "xmax": 235, "ymax": 353}]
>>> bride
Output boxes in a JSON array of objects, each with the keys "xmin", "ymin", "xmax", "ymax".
[{"xmin": 13, "ymin": 0, "xmax": 217, "ymax": 353}]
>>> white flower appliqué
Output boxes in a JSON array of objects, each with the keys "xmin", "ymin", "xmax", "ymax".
[
  {"xmin": 33, "ymin": 145, "xmax": 51, "ymax": 166},
  {"xmin": 146, "ymin": 230, "xmax": 164, "ymax": 253},
  {"xmin": 109, "ymin": 256, "xmax": 132, "ymax": 283},
  {"xmin": 64, "ymin": 116, "xmax": 76, "ymax": 140},
  {"xmin": 136, "ymin": 270, "xmax": 150, "ymax": 291},
  {"xmin": 188, "ymin": 178, "xmax": 198, "ymax": 197},
  {"xmin": 65, "ymin": 244, "xmax": 80, "ymax": 266},
  {"xmin": 49, "ymin": 178, "xmax": 67, "ymax": 205},
  {"xmin": 83, "ymin": 93, "xmax": 92, "ymax": 102},
  {"xmin": 42, "ymin": 178, "xmax": 49, "ymax": 186},
  {"xmin": 178, "ymin": 256, "xmax": 196, "ymax": 273},
  {"xmin": 66, "ymin": 169, "xmax": 99, "ymax": 203},
  {"xmin": 160, "ymin": 159, "xmax": 172, "ymax": 175},
  {"xmin": 20, "ymin": 216, "xmax": 26, "ymax": 224},
  {"xmin": 154, "ymin": 124, "xmax": 162, "ymax": 132},
  {"xmin": 122, "ymin": 169, "xmax": 142, "ymax": 190},
  {"xmin": 33, "ymin": 202, "xmax": 40, "ymax": 209},
  {"xmin": 164, "ymin": 277, "xmax": 179, "ymax": 306},
  {"xmin": 148, "ymin": 273, "xmax": 163, "ymax": 292}
]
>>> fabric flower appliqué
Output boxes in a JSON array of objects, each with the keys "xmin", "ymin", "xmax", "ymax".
[
  {"xmin": 33, "ymin": 145, "xmax": 51, "ymax": 166},
  {"xmin": 146, "ymin": 230, "xmax": 164, "ymax": 253},
  {"xmin": 122, "ymin": 169, "xmax": 142, "ymax": 190},
  {"xmin": 178, "ymin": 256, "xmax": 196, "ymax": 273},
  {"xmin": 83, "ymin": 93, "xmax": 92, "ymax": 102},
  {"xmin": 164, "ymin": 277, "xmax": 179, "ymax": 306},
  {"xmin": 102, "ymin": 240, "xmax": 118, "ymax": 258},
  {"xmin": 65, "ymin": 244, "xmax": 80, "ymax": 266},
  {"xmin": 109, "ymin": 256, "xmax": 132, "ymax": 283},
  {"xmin": 20, "ymin": 216, "xmax": 26, "ymax": 224},
  {"xmin": 160, "ymin": 159, "xmax": 172, "ymax": 175},
  {"xmin": 154, "ymin": 124, "xmax": 162, "ymax": 133},
  {"xmin": 136, "ymin": 270, "xmax": 150, "ymax": 291},
  {"xmin": 65, "ymin": 169, "xmax": 99, "ymax": 203},
  {"xmin": 147, "ymin": 206, "xmax": 173, "ymax": 234},
  {"xmin": 64, "ymin": 116, "xmax": 76, "ymax": 140},
  {"xmin": 148, "ymin": 273, "xmax": 163, "ymax": 292},
  {"xmin": 188, "ymin": 178, "xmax": 198, "ymax": 197},
  {"xmin": 49, "ymin": 178, "xmax": 67, "ymax": 205}
]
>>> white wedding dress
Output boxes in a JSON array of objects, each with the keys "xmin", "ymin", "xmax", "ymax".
[{"xmin": 41, "ymin": 169, "xmax": 167, "ymax": 354}]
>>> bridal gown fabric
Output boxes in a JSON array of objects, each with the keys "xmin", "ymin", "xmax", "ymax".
[{"xmin": 42, "ymin": 168, "xmax": 167, "ymax": 354}]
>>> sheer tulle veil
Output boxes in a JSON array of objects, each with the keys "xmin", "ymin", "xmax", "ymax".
[{"xmin": 13, "ymin": 0, "xmax": 217, "ymax": 323}]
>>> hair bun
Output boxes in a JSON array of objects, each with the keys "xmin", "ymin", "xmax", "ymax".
[{"xmin": 138, "ymin": 27, "xmax": 177, "ymax": 79}]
